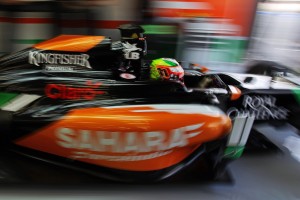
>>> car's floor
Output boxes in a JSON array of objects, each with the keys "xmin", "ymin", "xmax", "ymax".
[{"xmin": 0, "ymin": 123, "xmax": 299, "ymax": 200}]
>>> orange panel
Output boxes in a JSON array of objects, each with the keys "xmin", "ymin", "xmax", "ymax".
[
  {"xmin": 34, "ymin": 35, "xmax": 105, "ymax": 52},
  {"xmin": 16, "ymin": 105, "xmax": 231, "ymax": 171},
  {"xmin": 229, "ymin": 85, "xmax": 242, "ymax": 100}
]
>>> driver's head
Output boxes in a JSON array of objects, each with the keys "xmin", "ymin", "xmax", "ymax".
[{"xmin": 150, "ymin": 58, "xmax": 184, "ymax": 83}]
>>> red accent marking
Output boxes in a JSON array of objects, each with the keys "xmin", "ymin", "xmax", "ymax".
[
  {"xmin": 0, "ymin": 17, "xmax": 10, "ymax": 23},
  {"xmin": 2, "ymin": 17, "xmax": 134, "ymax": 29},
  {"xmin": 59, "ymin": 20, "xmax": 133, "ymax": 29},
  {"xmin": 12, "ymin": 18, "xmax": 54, "ymax": 24},
  {"xmin": 45, "ymin": 82, "xmax": 105, "ymax": 100},
  {"xmin": 93, "ymin": 20, "xmax": 134, "ymax": 29}
]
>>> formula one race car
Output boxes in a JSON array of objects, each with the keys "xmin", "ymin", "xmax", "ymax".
[{"xmin": 0, "ymin": 24, "xmax": 241, "ymax": 183}]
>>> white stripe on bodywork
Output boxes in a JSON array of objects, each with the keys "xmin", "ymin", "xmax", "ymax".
[
  {"xmin": 227, "ymin": 116, "xmax": 255, "ymax": 146},
  {"xmin": 239, "ymin": 116, "xmax": 255, "ymax": 146},
  {"xmin": 1, "ymin": 94, "xmax": 41, "ymax": 112},
  {"xmin": 228, "ymin": 85, "xmax": 239, "ymax": 94},
  {"xmin": 105, "ymin": 104, "xmax": 225, "ymax": 116}
]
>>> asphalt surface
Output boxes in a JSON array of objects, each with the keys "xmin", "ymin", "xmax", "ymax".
[{"xmin": 0, "ymin": 123, "xmax": 299, "ymax": 200}]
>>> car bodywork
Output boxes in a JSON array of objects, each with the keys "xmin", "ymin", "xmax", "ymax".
[
  {"xmin": 0, "ymin": 25, "xmax": 240, "ymax": 182},
  {"xmin": 215, "ymin": 72, "xmax": 300, "ymax": 124}
]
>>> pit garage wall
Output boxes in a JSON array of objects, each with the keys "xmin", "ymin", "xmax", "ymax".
[
  {"xmin": 61, "ymin": 0, "xmax": 141, "ymax": 41},
  {"xmin": 0, "ymin": 0, "xmax": 140, "ymax": 54},
  {"xmin": 90, "ymin": 0, "xmax": 141, "ymax": 41},
  {"xmin": 171, "ymin": 0, "xmax": 258, "ymax": 68},
  {"xmin": 0, "ymin": 10, "xmax": 9, "ymax": 55},
  {"xmin": 247, "ymin": 2, "xmax": 300, "ymax": 72},
  {"xmin": 0, "ymin": 2, "xmax": 57, "ymax": 53}
]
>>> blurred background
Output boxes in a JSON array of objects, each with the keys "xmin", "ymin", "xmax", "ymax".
[
  {"xmin": 0, "ymin": 1, "xmax": 300, "ymax": 199},
  {"xmin": 0, "ymin": 0, "xmax": 300, "ymax": 72}
]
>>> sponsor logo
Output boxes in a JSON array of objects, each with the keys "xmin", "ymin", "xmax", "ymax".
[
  {"xmin": 29, "ymin": 51, "xmax": 91, "ymax": 68},
  {"xmin": 45, "ymin": 81, "xmax": 104, "ymax": 100},
  {"xmin": 122, "ymin": 42, "xmax": 141, "ymax": 60},
  {"xmin": 56, "ymin": 123, "xmax": 204, "ymax": 154},
  {"xmin": 16, "ymin": 104, "xmax": 229, "ymax": 168},
  {"xmin": 227, "ymin": 95, "xmax": 289, "ymax": 120},
  {"xmin": 120, "ymin": 73, "xmax": 136, "ymax": 80},
  {"xmin": 44, "ymin": 65, "xmax": 75, "ymax": 72},
  {"xmin": 124, "ymin": 52, "xmax": 140, "ymax": 60}
]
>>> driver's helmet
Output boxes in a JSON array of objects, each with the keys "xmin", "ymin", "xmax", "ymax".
[{"xmin": 150, "ymin": 58, "xmax": 184, "ymax": 82}]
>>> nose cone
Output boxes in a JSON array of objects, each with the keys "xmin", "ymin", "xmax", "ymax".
[
  {"xmin": 222, "ymin": 115, "xmax": 232, "ymax": 136},
  {"xmin": 210, "ymin": 114, "xmax": 232, "ymax": 140},
  {"xmin": 196, "ymin": 105, "xmax": 232, "ymax": 139},
  {"xmin": 180, "ymin": 109, "xmax": 232, "ymax": 147}
]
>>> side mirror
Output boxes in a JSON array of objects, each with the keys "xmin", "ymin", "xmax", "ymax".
[{"xmin": 228, "ymin": 85, "xmax": 242, "ymax": 100}]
